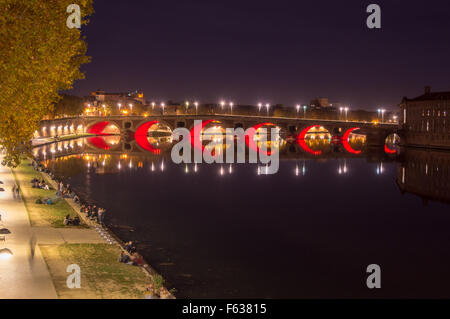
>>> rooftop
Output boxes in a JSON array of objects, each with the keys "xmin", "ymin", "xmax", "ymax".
[{"xmin": 404, "ymin": 86, "xmax": 450, "ymax": 102}]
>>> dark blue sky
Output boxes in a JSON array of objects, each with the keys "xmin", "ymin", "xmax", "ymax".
[{"xmin": 71, "ymin": 0, "xmax": 450, "ymax": 110}]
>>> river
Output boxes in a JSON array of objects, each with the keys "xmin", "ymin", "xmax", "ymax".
[{"xmin": 33, "ymin": 135, "xmax": 450, "ymax": 298}]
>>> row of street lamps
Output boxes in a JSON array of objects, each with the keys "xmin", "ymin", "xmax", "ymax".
[{"xmin": 101, "ymin": 101, "xmax": 355, "ymax": 119}]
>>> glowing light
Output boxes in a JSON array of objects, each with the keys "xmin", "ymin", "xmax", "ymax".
[{"xmin": 0, "ymin": 248, "xmax": 13, "ymax": 261}]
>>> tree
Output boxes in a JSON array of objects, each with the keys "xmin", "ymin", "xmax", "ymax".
[
  {"xmin": 52, "ymin": 94, "xmax": 84, "ymax": 118},
  {"xmin": 0, "ymin": 0, "xmax": 93, "ymax": 167}
]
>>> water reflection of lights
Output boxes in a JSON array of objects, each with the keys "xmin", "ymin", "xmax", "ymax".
[
  {"xmin": 160, "ymin": 161, "xmax": 165, "ymax": 172},
  {"xmin": 151, "ymin": 162, "xmax": 155, "ymax": 172},
  {"xmin": 185, "ymin": 164, "xmax": 189, "ymax": 174},
  {"xmin": 118, "ymin": 162, "xmax": 122, "ymax": 170},
  {"xmin": 194, "ymin": 163, "xmax": 198, "ymax": 173},
  {"xmin": 376, "ymin": 162, "xmax": 384, "ymax": 175},
  {"xmin": 295, "ymin": 162, "xmax": 306, "ymax": 176},
  {"xmin": 229, "ymin": 164, "xmax": 233, "ymax": 174},
  {"xmin": 338, "ymin": 160, "xmax": 348, "ymax": 175}
]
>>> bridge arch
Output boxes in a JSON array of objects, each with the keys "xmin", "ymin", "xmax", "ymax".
[{"xmin": 86, "ymin": 121, "xmax": 121, "ymax": 135}]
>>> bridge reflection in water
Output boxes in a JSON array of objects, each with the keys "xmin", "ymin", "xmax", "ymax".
[{"xmin": 32, "ymin": 134, "xmax": 450, "ymax": 205}]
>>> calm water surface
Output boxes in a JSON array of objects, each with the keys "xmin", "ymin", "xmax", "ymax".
[{"xmin": 35, "ymin": 137, "xmax": 450, "ymax": 298}]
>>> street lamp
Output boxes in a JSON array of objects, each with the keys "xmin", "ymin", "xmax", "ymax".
[
  {"xmin": 151, "ymin": 102, "xmax": 155, "ymax": 110},
  {"xmin": 303, "ymin": 105, "xmax": 307, "ymax": 118},
  {"xmin": 118, "ymin": 103, "xmax": 122, "ymax": 112},
  {"xmin": 296, "ymin": 104, "xmax": 300, "ymax": 117},
  {"xmin": 266, "ymin": 103, "xmax": 270, "ymax": 116},
  {"xmin": 377, "ymin": 108, "xmax": 386, "ymax": 123},
  {"xmin": 258, "ymin": 103, "xmax": 262, "ymax": 113},
  {"xmin": 194, "ymin": 101, "xmax": 199, "ymax": 115},
  {"xmin": 230, "ymin": 102, "xmax": 234, "ymax": 115},
  {"xmin": 344, "ymin": 107, "xmax": 349, "ymax": 121},
  {"xmin": 339, "ymin": 107, "xmax": 343, "ymax": 119},
  {"xmin": 102, "ymin": 104, "xmax": 106, "ymax": 115},
  {"xmin": 0, "ymin": 248, "xmax": 13, "ymax": 261},
  {"xmin": 129, "ymin": 103, "xmax": 133, "ymax": 114},
  {"xmin": 161, "ymin": 102, "xmax": 165, "ymax": 114},
  {"xmin": 220, "ymin": 101, "xmax": 225, "ymax": 111},
  {"xmin": 185, "ymin": 101, "xmax": 190, "ymax": 113}
]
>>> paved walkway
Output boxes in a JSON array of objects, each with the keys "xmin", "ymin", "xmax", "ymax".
[
  {"xmin": 0, "ymin": 157, "xmax": 57, "ymax": 299},
  {"xmin": 32, "ymin": 227, "xmax": 105, "ymax": 245}
]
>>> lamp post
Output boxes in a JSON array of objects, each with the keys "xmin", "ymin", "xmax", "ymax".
[
  {"xmin": 296, "ymin": 104, "xmax": 300, "ymax": 118},
  {"xmin": 151, "ymin": 102, "xmax": 155, "ymax": 110},
  {"xmin": 377, "ymin": 108, "xmax": 386, "ymax": 123},
  {"xmin": 194, "ymin": 101, "xmax": 199, "ymax": 115},
  {"xmin": 129, "ymin": 103, "xmax": 133, "ymax": 115},
  {"xmin": 220, "ymin": 101, "xmax": 225, "ymax": 112},
  {"xmin": 266, "ymin": 103, "xmax": 270, "ymax": 116},
  {"xmin": 230, "ymin": 102, "xmax": 234, "ymax": 115},
  {"xmin": 185, "ymin": 101, "xmax": 190, "ymax": 114},
  {"xmin": 303, "ymin": 105, "xmax": 307, "ymax": 118},
  {"xmin": 258, "ymin": 103, "xmax": 262, "ymax": 113},
  {"xmin": 161, "ymin": 102, "xmax": 165, "ymax": 115},
  {"xmin": 118, "ymin": 103, "xmax": 122, "ymax": 114},
  {"xmin": 339, "ymin": 107, "xmax": 343, "ymax": 120},
  {"xmin": 344, "ymin": 107, "xmax": 349, "ymax": 121}
]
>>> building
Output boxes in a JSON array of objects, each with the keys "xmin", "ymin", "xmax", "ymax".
[
  {"xmin": 400, "ymin": 86, "xmax": 450, "ymax": 149},
  {"xmin": 90, "ymin": 90, "xmax": 146, "ymax": 106},
  {"xmin": 310, "ymin": 97, "xmax": 330, "ymax": 110}
]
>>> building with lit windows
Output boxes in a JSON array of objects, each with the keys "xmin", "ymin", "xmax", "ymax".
[{"xmin": 400, "ymin": 86, "xmax": 450, "ymax": 149}]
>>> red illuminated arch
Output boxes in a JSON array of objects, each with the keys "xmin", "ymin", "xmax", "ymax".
[
  {"xmin": 297, "ymin": 125, "xmax": 322, "ymax": 156},
  {"xmin": 87, "ymin": 121, "xmax": 112, "ymax": 135},
  {"xmin": 342, "ymin": 127, "xmax": 362, "ymax": 155},
  {"xmin": 245, "ymin": 122, "xmax": 276, "ymax": 156},
  {"xmin": 134, "ymin": 121, "xmax": 161, "ymax": 154},
  {"xmin": 86, "ymin": 136, "xmax": 111, "ymax": 150},
  {"xmin": 385, "ymin": 144, "xmax": 397, "ymax": 154}
]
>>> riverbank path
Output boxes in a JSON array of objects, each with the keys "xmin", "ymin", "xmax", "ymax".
[{"xmin": 0, "ymin": 155, "xmax": 58, "ymax": 299}]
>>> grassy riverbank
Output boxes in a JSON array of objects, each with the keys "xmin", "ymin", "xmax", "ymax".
[
  {"xmin": 40, "ymin": 244, "xmax": 150, "ymax": 299},
  {"xmin": 12, "ymin": 159, "xmax": 84, "ymax": 227},
  {"xmin": 12, "ymin": 158, "xmax": 166, "ymax": 299}
]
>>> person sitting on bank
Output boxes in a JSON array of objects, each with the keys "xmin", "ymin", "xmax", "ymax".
[
  {"xmin": 118, "ymin": 251, "xmax": 130, "ymax": 264},
  {"xmin": 124, "ymin": 241, "xmax": 136, "ymax": 254},
  {"xmin": 64, "ymin": 215, "xmax": 73, "ymax": 226},
  {"xmin": 144, "ymin": 284, "xmax": 157, "ymax": 299},
  {"xmin": 72, "ymin": 216, "xmax": 80, "ymax": 226},
  {"xmin": 131, "ymin": 253, "xmax": 145, "ymax": 266}
]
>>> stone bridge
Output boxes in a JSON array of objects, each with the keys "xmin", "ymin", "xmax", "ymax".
[{"xmin": 38, "ymin": 115, "xmax": 398, "ymax": 147}]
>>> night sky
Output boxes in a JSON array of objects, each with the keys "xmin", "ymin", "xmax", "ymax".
[{"xmin": 71, "ymin": 0, "xmax": 450, "ymax": 110}]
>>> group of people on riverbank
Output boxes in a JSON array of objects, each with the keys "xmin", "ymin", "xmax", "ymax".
[
  {"xmin": 64, "ymin": 214, "xmax": 80, "ymax": 226},
  {"xmin": 31, "ymin": 177, "xmax": 51, "ymax": 190},
  {"xmin": 80, "ymin": 204, "xmax": 106, "ymax": 224},
  {"xmin": 118, "ymin": 248, "xmax": 171, "ymax": 299}
]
